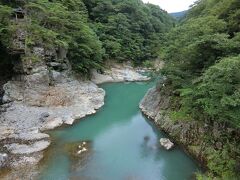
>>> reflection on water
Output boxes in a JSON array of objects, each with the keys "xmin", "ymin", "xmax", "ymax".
[{"xmin": 39, "ymin": 82, "xmax": 199, "ymax": 180}]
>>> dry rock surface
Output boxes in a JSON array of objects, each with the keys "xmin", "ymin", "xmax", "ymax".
[
  {"xmin": 4, "ymin": 140, "xmax": 50, "ymax": 155},
  {"xmin": 0, "ymin": 60, "xmax": 105, "ymax": 171},
  {"xmin": 91, "ymin": 63, "xmax": 150, "ymax": 84},
  {"xmin": 159, "ymin": 138, "xmax": 174, "ymax": 150}
]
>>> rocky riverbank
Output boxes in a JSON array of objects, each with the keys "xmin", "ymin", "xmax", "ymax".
[
  {"xmin": 0, "ymin": 67, "xmax": 105, "ymax": 176},
  {"xmin": 0, "ymin": 53, "xmax": 149, "ymax": 179},
  {"xmin": 0, "ymin": 24, "xmax": 151, "ymax": 178},
  {"xmin": 139, "ymin": 87, "xmax": 205, "ymax": 161},
  {"xmin": 140, "ymin": 86, "xmax": 240, "ymax": 173}
]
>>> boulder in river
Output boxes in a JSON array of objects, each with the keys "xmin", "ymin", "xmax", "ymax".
[{"xmin": 160, "ymin": 138, "xmax": 174, "ymax": 150}]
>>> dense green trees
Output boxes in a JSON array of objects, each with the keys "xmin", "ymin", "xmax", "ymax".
[
  {"xmin": 161, "ymin": 0, "xmax": 240, "ymax": 178},
  {"xmin": 83, "ymin": 0, "xmax": 174, "ymax": 64},
  {"xmin": 195, "ymin": 56, "xmax": 240, "ymax": 126},
  {"xmin": 0, "ymin": 0, "xmax": 174, "ymax": 74},
  {"xmin": 161, "ymin": 0, "xmax": 240, "ymax": 127},
  {"xmin": 0, "ymin": 0, "xmax": 104, "ymax": 73}
]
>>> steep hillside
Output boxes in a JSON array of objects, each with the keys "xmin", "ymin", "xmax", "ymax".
[
  {"xmin": 0, "ymin": 0, "xmax": 174, "ymax": 75},
  {"xmin": 142, "ymin": 0, "xmax": 240, "ymax": 179},
  {"xmin": 0, "ymin": 0, "xmax": 174, "ymax": 176},
  {"xmin": 162, "ymin": 0, "xmax": 240, "ymax": 128}
]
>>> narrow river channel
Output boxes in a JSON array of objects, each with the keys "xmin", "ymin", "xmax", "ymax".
[{"xmin": 39, "ymin": 80, "xmax": 199, "ymax": 180}]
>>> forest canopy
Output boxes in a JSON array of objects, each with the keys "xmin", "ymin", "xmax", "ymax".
[
  {"xmin": 160, "ymin": 1, "xmax": 240, "ymax": 178},
  {"xmin": 0, "ymin": 0, "xmax": 174, "ymax": 74},
  {"xmin": 161, "ymin": 0, "xmax": 240, "ymax": 128}
]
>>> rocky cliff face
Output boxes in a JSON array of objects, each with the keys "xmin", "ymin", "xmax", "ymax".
[{"xmin": 140, "ymin": 86, "xmax": 240, "ymax": 169}]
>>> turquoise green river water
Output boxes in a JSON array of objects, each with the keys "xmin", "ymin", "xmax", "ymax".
[{"xmin": 39, "ymin": 81, "xmax": 199, "ymax": 180}]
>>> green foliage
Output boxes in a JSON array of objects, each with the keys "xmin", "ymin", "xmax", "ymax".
[
  {"xmin": 161, "ymin": 1, "xmax": 240, "ymax": 178},
  {"xmin": 0, "ymin": 0, "xmax": 174, "ymax": 74},
  {"xmin": 204, "ymin": 143, "xmax": 240, "ymax": 179},
  {"xmin": 0, "ymin": 5, "xmax": 11, "ymax": 29},
  {"xmin": 196, "ymin": 173, "xmax": 210, "ymax": 180},
  {"xmin": 162, "ymin": 0, "xmax": 240, "ymax": 127},
  {"xmin": 0, "ymin": 0, "xmax": 105, "ymax": 74},
  {"xmin": 142, "ymin": 60, "xmax": 153, "ymax": 68},
  {"xmin": 83, "ymin": 0, "xmax": 175, "ymax": 64},
  {"xmin": 169, "ymin": 110, "xmax": 193, "ymax": 122},
  {"xmin": 194, "ymin": 56, "xmax": 240, "ymax": 127},
  {"xmin": 0, "ymin": 5, "xmax": 13, "ymax": 46}
]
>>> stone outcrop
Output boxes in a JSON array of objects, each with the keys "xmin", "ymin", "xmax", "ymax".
[
  {"xmin": 0, "ymin": 43, "xmax": 105, "ymax": 171},
  {"xmin": 140, "ymin": 86, "xmax": 240, "ymax": 167},
  {"xmin": 159, "ymin": 138, "xmax": 174, "ymax": 150},
  {"xmin": 91, "ymin": 63, "xmax": 150, "ymax": 84},
  {"xmin": 9, "ymin": 130, "xmax": 50, "ymax": 141}
]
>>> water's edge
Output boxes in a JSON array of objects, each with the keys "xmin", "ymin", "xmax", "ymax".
[{"xmin": 37, "ymin": 81, "xmax": 199, "ymax": 180}]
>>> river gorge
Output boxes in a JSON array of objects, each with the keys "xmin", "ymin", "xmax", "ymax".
[{"xmin": 38, "ymin": 80, "xmax": 200, "ymax": 180}]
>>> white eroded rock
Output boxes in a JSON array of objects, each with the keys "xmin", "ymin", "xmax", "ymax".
[
  {"xmin": 14, "ymin": 156, "xmax": 39, "ymax": 166},
  {"xmin": 91, "ymin": 70, "xmax": 114, "ymax": 84},
  {"xmin": 10, "ymin": 131, "xmax": 50, "ymax": 141},
  {"xmin": 91, "ymin": 65, "xmax": 150, "ymax": 84},
  {"xmin": 4, "ymin": 140, "xmax": 50, "ymax": 154},
  {"xmin": 0, "ymin": 126, "xmax": 15, "ymax": 140},
  {"xmin": 40, "ymin": 117, "xmax": 63, "ymax": 131},
  {"xmin": 63, "ymin": 115, "xmax": 75, "ymax": 125},
  {"xmin": 160, "ymin": 138, "xmax": 174, "ymax": 150},
  {"xmin": 1, "ymin": 80, "xmax": 105, "ymax": 133},
  {"xmin": 0, "ymin": 47, "xmax": 106, "ymax": 173}
]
